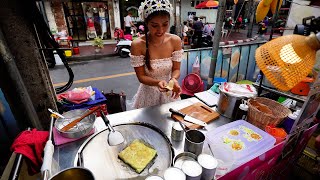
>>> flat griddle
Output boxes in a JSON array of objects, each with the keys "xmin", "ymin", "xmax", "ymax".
[{"xmin": 74, "ymin": 122, "xmax": 174, "ymax": 180}]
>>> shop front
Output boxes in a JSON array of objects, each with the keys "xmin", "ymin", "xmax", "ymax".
[{"xmin": 62, "ymin": 1, "xmax": 113, "ymax": 41}]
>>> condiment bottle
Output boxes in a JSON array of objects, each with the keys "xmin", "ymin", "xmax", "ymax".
[
  {"xmin": 281, "ymin": 109, "xmax": 300, "ymax": 133},
  {"xmin": 235, "ymin": 100, "xmax": 248, "ymax": 120}
]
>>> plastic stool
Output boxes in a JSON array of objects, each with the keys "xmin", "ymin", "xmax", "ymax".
[{"xmin": 183, "ymin": 36, "xmax": 189, "ymax": 45}]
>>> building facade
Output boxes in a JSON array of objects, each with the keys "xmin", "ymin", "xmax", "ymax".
[
  {"xmin": 43, "ymin": 0, "xmax": 121, "ymax": 41},
  {"xmin": 41, "ymin": 0, "xmax": 225, "ymax": 41}
]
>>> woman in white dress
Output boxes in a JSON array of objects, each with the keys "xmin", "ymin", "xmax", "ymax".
[{"xmin": 130, "ymin": 0, "xmax": 183, "ymax": 109}]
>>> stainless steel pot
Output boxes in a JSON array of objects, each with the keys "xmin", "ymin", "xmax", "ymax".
[
  {"xmin": 54, "ymin": 109, "xmax": 96, "ymax": 138},
  {"xmin": 217, "ymin": 86, "xmax": 248, "ymax": 120},
  {"xmin": 50, "ymin": 167, "xmax": 95, "ymax": 180}
]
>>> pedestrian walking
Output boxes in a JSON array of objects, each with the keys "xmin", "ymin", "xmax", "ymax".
[
  {"xmin": 124, "ymin": 12, "xmax": 136, "ymax": 35},
  {"xmin": 130, "ymin": 0, "xmax": 183, "ymax": 109}
]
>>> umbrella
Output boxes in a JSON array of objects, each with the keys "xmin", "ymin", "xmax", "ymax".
[{"xmin": 195, "ymin": 0, "xmax": 219, "ymax": 9}]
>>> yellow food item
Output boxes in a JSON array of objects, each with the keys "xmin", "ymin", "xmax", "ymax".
[
  {"xmin": 270, "ymin": 0, "xmax": 283, "ymax": 14},
  {"xmin": 118, "ymin": 140, "xmax": 157, "ymax": 173},
  {"xmin": 231, "ymin": 142, "xmax": 243, "ymax": 151},
  {"xmin": 165, "ymin": 79, "xmax": 175, "ymax": 91},
  {"xmin": 229, "ymin": 130, "xmax": 240, "ymax": 136},
  {"xmin": 263, "ymin": 0, "xmax": 273, "ymax": 6},
  {"xmin": 250, "ymin": 133, "xmax": 262, "ymax": 140},
  {"xmin": 256, "ymin": 1, "xmax": 270, "ymax": 22}
]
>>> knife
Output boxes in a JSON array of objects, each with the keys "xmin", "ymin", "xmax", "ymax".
[{"xmin": 169, "ymin": 108, "xmax": 207, "ymax": 127}]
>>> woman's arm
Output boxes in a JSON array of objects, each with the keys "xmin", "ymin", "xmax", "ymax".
[
  {"xmin": 170, "ymin": 35, "xmax": 183, "ymax": 98},
  {"xmin": 171, "ymin": 35, "xmax": 182, "ymax": 80}
]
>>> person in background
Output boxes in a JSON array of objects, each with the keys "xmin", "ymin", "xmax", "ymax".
[
  {"xmin": 130, "ymin": 0, "xmax": 183, "ymax": 109},
  {"xmin": 188, "ymin": 13, "xmax": 194, "ymax": 24},
  {"xmin": 235, "ymin": 15, "xmax": 242, "ymax": 32},
  {"xmin": 183, "ymin": 21, "xmax": 189, "ymax": 37},
  {"xmin": 203, "ymin": 22, "xmax": 213, "ymax": 36},
  {"xmin": 137, "ymin": 24, "xmax": 145, "ymax": 37},
  {"xmin": 124, "ymin": 12, "xmax": 136, "ymax": 35},
  {"xmin": 257, "ymin": 22, "xmax": 267, "ymax": 36},
  {"xmin": 192, "ymin": 16, "xmax": 203, "ymax": 48},
  {"xmin": 263, "ymin": 17, "xmax": 269, "ymax": 27}
]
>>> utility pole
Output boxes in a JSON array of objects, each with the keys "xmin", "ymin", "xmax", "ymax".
[
  {"xmin": 207, "ymin": 0, "xmax": 227, "ymax": 89},
  {"xmin": 247, "ymin": 0, "xmax": 256, "ymax": 38},
  {"xmin": 175, "ymin": 0, "xmax": 182, "ymax": 36}
]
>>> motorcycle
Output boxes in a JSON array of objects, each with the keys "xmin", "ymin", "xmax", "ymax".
[
  {"xmin": 191, "ymin": 33, "xmax": 213, "ymax": 48},
  {"xmin": 114, "ymin": 39, "xmax": 132, "ymax": 58},
  {"xmin": 114, "ymin": 27, "xmax": 132, "ymax": 58}
]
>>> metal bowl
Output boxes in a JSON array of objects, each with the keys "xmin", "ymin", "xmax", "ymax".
[
  {"xmin": 54, "ymin": 109, "xmax": 96, "ymax": 139},
  {"xmin": 173, "ymin": 152, "xmax": 197, "ymax": 169},
  {"xmin": 50, "ymin": 167, "xmax": 95, "ymax": 180}
]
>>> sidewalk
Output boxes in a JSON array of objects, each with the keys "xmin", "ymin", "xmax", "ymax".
[{"xmin": 67, "ymin": 25, "xmax": 263, "ymax": 61}]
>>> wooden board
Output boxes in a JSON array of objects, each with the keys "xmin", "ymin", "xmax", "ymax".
[{"xmin": 171, "ymin": 102, "xmax": 220, "ymax": 129}]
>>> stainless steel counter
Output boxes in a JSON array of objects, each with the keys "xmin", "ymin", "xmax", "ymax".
[{"xmin": 52, "ymin": 97, "xmax": 231, "ymax": 176}]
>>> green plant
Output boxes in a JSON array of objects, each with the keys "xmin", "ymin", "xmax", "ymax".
[{"xmin": 93, "ymin": 37, "xmax": 104, "ymax": 48}]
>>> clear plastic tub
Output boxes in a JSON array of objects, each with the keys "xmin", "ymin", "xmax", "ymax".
[
  {"xmin": 210, "ymin": 144, "xmax": 235, "ymax": 178},
  {"xmin": 206, "ymin": 120, "xmax": 276, "ymax": 169}
]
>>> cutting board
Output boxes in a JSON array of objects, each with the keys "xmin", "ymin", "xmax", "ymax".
[{"xmin": 171, "ymin": 102, "xmax": 220, "ymax": 129}]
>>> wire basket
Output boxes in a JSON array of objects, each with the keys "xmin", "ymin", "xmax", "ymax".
[
  {"xmin": 255, "ymin": 34, "xmax": 318, "ymax": 91},
  {"xmin": 247, "ymin": 97, "xmax": 291, "ymax": 130}
]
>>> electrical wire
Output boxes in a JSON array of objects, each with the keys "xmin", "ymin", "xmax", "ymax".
[{"xmin": 30, "ymin": 1, "xmax": 74, "ymax": 94}]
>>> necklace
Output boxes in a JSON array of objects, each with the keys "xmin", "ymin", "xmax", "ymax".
[{"xmin": 149, "ymin": 35, "xmax": 165, "ymax": 47}]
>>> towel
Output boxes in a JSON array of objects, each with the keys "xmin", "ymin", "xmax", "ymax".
[
  {"xmin": 53, "ymin": 128, "xmax": 95, "ymax": 146},
  {"xmin": 11, "ymin": 129, "xmax": 49, "ymax": 175}
]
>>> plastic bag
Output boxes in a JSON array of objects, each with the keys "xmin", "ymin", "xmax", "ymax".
[{"xmin": 192, "ymin": 56, "xmax": 200, "ymax": 75}]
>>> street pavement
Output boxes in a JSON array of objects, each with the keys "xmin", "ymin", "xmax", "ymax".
[{"xmin": 50, "ymin": 56, "xmax": 139, "ymax": 109}]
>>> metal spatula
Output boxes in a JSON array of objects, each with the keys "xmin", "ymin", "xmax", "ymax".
[{"xmin": 100, "ymin": 110, "xmax": 124, "ymax": 146}]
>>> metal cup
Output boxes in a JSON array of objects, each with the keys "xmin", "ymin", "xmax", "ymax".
[
  {"xmin": 197, "ymin": 154, "xmax": 218, "ymax": 180},
  {"xmin": 184, "ymin": 130, "xmax": 205, "ymax": 156},
  {"xmin": 171, "ymin": 122, "xmax": 185, "ymax": 141},
  {"xmin": 181, "ymin": 160, "xmax": 202, "ymax": 180}
]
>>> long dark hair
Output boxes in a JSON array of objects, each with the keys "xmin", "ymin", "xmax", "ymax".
[{"xmin": 144, "ymin": 10, "xmax": 170, "ymax": 70}]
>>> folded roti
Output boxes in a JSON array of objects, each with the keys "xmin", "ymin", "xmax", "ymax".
[{"xmin": 118, "ymin": 139, "xmax": 157, "ymax": 173}]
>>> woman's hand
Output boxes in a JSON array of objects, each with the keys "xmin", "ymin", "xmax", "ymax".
[
  {"xmin": 158, "ymin": 80, "xmax": 168, "ymax": 92},
  {"xmin": 171, "ymin": 78, "xmax": 182, "ymax": 99}
]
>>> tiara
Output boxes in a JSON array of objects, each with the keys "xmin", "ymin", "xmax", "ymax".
[{"xmin": 138, "ymin": 0, "xmax": 173, "ymax": 21}]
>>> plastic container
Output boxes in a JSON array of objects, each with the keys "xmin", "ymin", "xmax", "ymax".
[
  {"xmin": 213, "ymin": 77, "xmax": 227, "ymax": 84},
  {"xmin": 210, "ymin": 145, "xmax": 234, "ymax": 179},
  {"xmin": 64, "ymin": 50, "xmax": 72, "ymax": 57},
  {"xmin": 234, "ymin": 100, "xmax": 248, "ymax": 120},
  {"xmin": 73, "ymin": 47, "xmax": 80, "ymax": 55},
  {"xmin": 206, "ymin": 120, "xmax": 276, "ymax": 169},
  {"xmin": 265, "ymin": 126, "xmax": 287, "ymax": 144}
]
